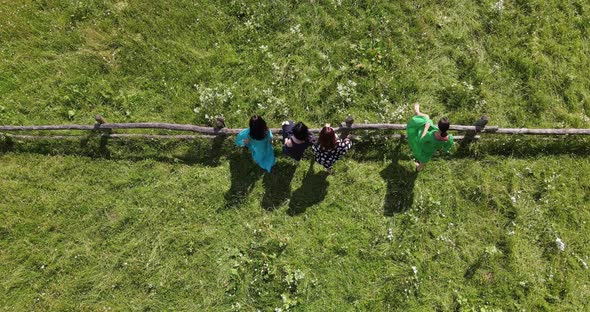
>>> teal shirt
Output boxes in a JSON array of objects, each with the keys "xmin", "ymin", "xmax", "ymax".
[{"xmin": 235, "ymin": 129, "xmax": 276, "ymax": 172}]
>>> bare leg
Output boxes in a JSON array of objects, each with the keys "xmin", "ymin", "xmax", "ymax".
[
  {"xmin": 413, "ymin": 104, "xmax": 428, "ymax": 172},
  {"xmin": 413, "ymin": 103, "xmax": 429, "ymax": 119},
  {"xmin": 415, "ymin": 161, "xmax": 425, "ymax": 172}
]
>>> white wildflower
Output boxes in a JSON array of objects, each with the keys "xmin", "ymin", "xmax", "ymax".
[
  {"xmin": 555, "ymin": 238, "xmax": 565, "ymax": 251},
  {"xmin": 576, "ymin": 255, "xmax": 589, "ymax": 269},
  {"xmin": 492, "ymin": 0, "xmax": 504, "ymax": 12},
  {"xmin": 289, "ymin": 24, "xmax": 301, "ymax": 34},
  {"xmin": 336, "ymin": 80, "xmax": 357, "ymax": 104},
  {"xmin": 462, "ymin": 81, "xmax": 474, "ymax": 91}
]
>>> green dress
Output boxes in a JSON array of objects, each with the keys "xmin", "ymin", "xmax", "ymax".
[{"xmin": 406, "ymin": 116, "xmax": 454, "ymax": 163}]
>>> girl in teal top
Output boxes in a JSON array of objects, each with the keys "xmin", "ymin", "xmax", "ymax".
[
  {"xmin": 406, "ymin": 104, "xmax": 454, "ymax": 172},
  {"xmin": 235, "ymin": 115, "xmax": 276, "ymax": 173}
]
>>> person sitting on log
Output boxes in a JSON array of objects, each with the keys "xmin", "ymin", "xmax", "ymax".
[
  {"xmin": 406, "ymin": 103, "xmax": 454, "ymax": 172},
  {"xmin": 281, "ymin": 121, "xmax": 314, "ymax": 161},
  {"xmin": 235, "ymin": 115, "xmax": 276, "ymax": 173},
  {"xmin": 311, "ymin": 125, "xmax": 352, "ymax": 175}
]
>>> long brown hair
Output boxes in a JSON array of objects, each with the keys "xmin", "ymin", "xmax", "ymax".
[{"xmin": 318, "ymin": 127, "xmax": 337, "ymax": 150}]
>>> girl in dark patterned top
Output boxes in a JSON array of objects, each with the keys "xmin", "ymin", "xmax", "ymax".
[
  {"xmin": 282, "ymin": 120, "xmax": 314, "ymax": 161},
  {"xmin": 312, "ymin": 125, "xmax": 353, "ymax": 174}
]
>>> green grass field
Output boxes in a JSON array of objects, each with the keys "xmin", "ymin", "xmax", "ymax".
[{"xmin": 1, "ymin": 1, "xmax": 590, "ymax": 310}]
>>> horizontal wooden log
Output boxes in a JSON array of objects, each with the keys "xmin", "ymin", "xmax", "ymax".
[
  {"xmin": 0, "ymin": 134, "xmax": 221, "ymax": 140},
  {"xmin": 0, "ymin": 123, "xmax": 240, "ymax": 134},
  {"xmin": 2, "ymin": 134, "xmax": 86, "ymax": 140},
  {"xmin": 335, "ymin": 123, "xmax": 501, "ymax": 132},
  {"xmin": 358, "ymin": 134, "xmax": 478, "ymax": 140},
  {"xmin": 0, "ymin": 124, "xmax": 101, "ymax": 131},
  {"xmin": 0, "ymin": 122, "xmax": 588, "ymax": 135},
  {"xmin": 0, "ymin": 123, "xmax": 502, "ymax": 134},
  {"xmin": 1, "ymin": 133, "xmax": 480, "ymax": 141},
  {"xmin": 493, "ymin": 128, "xmax": 590, "ymax": 135},
  {"xmin": 0, "ymin": 123, "xmax": 324, "ymax": 134},
  {"xmin": 336, "ymin": 123, "xmax": 405, "ymax": 131}
]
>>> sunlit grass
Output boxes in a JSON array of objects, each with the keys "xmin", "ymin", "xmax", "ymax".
[{"xmin": 1, "ymin": 0, "xmax": 590, "ymax": 310}]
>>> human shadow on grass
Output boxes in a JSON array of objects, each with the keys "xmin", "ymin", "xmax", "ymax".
[
  {"xmin": 220, "ymin": 149, "xmax": 264, "ymax": 211},
  {"xmin": 261, "ymin": 161, "xmax": 297, "ymax": 211},
  {"xmin": 346, "ymin": 136, "xmax": 590, "ymax": 162},
  {"xmin": 380, "ymin": 142, "xmax": 417, "ymax": 216},
  {"xmin": 0, "ymin": 137, "xmax": 14, "ymax": 153},
  {"xmin": 2, "ymin": 135, "xmax": 590, "ymax": 164},
  {"xmin": 100, "ymin": 136, "xmax": 111, "ymax": 158},
  {"xmin": 287, "ymin": 160, "xmax": 329, "ymax": 216}
]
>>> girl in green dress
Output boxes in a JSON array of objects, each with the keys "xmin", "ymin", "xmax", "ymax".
[{"xmin": 406, "ymin": 104, "xmax": 454, "ymax": 172}]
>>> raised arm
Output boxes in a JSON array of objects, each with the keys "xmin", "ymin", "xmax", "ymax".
[
  {"xmin": 235, "ymin": 129, "xmax": 250, "ymax": 146},
  {"xmin": 420, "ymin": 122, "xmax": 431, "ymax": 139}
]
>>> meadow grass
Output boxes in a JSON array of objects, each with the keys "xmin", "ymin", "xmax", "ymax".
[
  {"xmin": 1, "ymin": 0, "xmax": 590, "ymax": 310},
  {"xmin": 1, "ymin": 138, "xmax": 590, "ymax": 310},
  {"xmin": 1, "ymin": 0, "xmax": 589, "ymax": 128}
]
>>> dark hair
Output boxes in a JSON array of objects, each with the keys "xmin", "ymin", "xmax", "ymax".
[
  {"xmin": 438, "ymin": 118, "xmax": 450, "ymax": 137},
  {"xmin": 249, "ymin": 115, "xmax": 268, "ymax": 140},
  {"xmin": 292, "ymin": 122, "xmax": 310, "ymax": 141},
  {"xmin": 318, "ymin": 127, "xmax": 337, "ymax": 150}
]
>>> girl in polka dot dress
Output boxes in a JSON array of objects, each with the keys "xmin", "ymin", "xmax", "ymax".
[{"xmin": 311, "ymin": 125, "xmax": 353, "ymax": 174}]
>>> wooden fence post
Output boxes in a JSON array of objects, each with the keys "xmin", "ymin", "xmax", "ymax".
[
  {"xmin": 94, "ymin": 115, "xmax": 112, "ymax": 134},
  {"xmin": 458, "ymin": 115, "xmax": 488, "ymax": 153},
  {"xmin": 463, "ymin": 115, "xmax": 488, "ymax": 141},
  {"xmin": 345, "ymin": 115, "xmax": 354, "ymax": 127},
  {"xmin": 475, "ymin": 115, "xmax": 489, "ymax": 132},
  {"xmin": 93, "ymin": 115, "xmax": 111, "ymax": 156},
  {"xmin": 95, "ymin": 115, "xmax": 107, "ymax": 125},
  {"xmin": 214, "ymin": 116, "xmax": 226, "ymax": 130},
  {"xmin": 341, "ymin": 115, "xmax": 354, "ymax": 139}
]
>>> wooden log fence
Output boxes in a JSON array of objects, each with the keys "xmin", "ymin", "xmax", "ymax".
[
  {"xmin": 1, "ymin": 115, "xmax": 590, "ymax": 142},
  {"xmin": 0, "ymin": 133, "xmax": 480, "ymax": 141}
]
